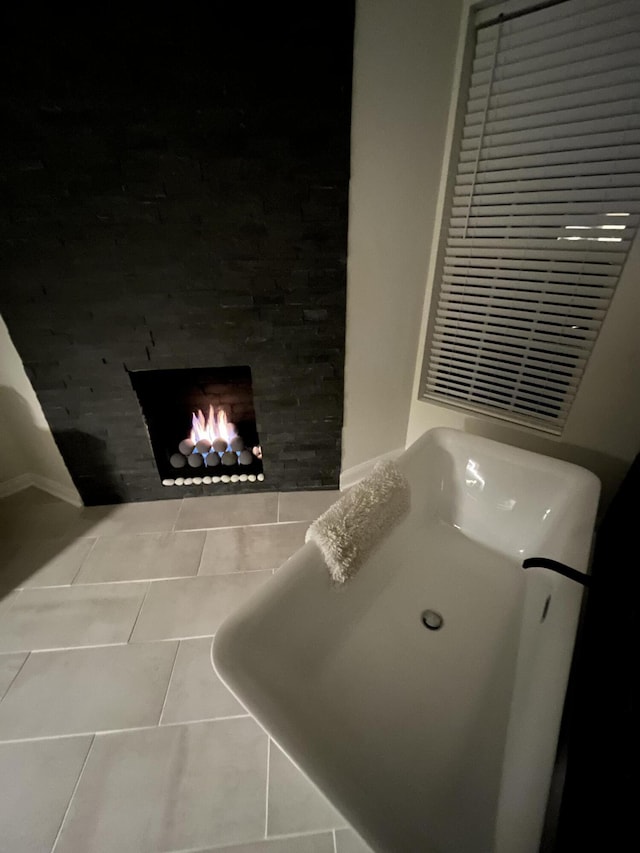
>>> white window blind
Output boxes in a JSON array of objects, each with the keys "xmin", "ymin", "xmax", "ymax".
[{"xmin": 421, "ymin": 0, "xmax": 640, "ymax": 433}]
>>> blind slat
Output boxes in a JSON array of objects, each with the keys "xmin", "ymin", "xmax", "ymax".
[
  {"xmin": 466, "ymin": 83, "xmax": 640, "ymax": 132},
  {"xmin": 443, "ymin": 258, "xmax": 621, "ymax": 276},
  {"xmin": 470, "ymin": 46, "xmax": 640, "ymax": 97},
  {"xmin": 455, "ymin": 165, "xmax": 640, "ymax": 193},
  {"xmin": 464, "ymin": 98, "xmax": 640, "ymax": 142},
  {"xmin": 457, "ymin": 143, "xmax": 640, "ymax": 175},
  {"xmin": 467, "ymin": 67, "xmax": 640, "ymax": 116},
  {"xmin": 429, "ymin": 341, "xmax": 586, "ymax": 375},
  {"xmin": 428, "ymin": 357, "xmax": 578, "ymax": 390},
  {"xmin": 441, "ymin": 285, "xmax": 613, "ymax": 308},
  {"xmin": 421, "ymin": 0, "xmax": 640, "ymax": 433},
  {"xmin": 473, "ymin": 23, "xmax": 640, "ymax": 77},
  {"xmin": 442, "ymin": 270, "xmax": 618, "ymax": 287},
  {"xmin": 476, "ymin": 0, "xmax": 634, "ymax": 31},
  {"xmin": 431, "ymin": 333, "xmax": 589, "ymax": 368},
  {"xmin": 476, "ymin": 1, "xmax": 639, "ymax": 53},
  {"xmin": 470, "ymin": 49, "xmax": 640, "ymax": 105}
]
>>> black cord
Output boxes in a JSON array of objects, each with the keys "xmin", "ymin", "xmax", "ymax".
[{"xmin": 522, "ymin": 557, "xmax": 592, "ymax": 588}]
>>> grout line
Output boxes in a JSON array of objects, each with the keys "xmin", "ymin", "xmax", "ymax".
[
  {"xmin": 277, "ymin": 493, "xmax": 280, "ymax": 523},
  {"xmin": 0, "ymin": 714, "xmax": 253, "ymax": 746},
  {"xmin": 157, "ymin": 712, "xmax": 251, "ymax": 727},
  {"xmin": 0, "ymin": 651, "xmax": 31, "ymax": 703},
  {"xmin": 265, "ymin": 828, "xmax": 342, "ymax": 842},
  {"xmin": 14, "ymin": 641, "xmax": 131, "ymax": 655},
  {"xmin": 126, "ymin": 581, "xmax": 152, "ymax": 643},
  {"xmin": 333, "ymin": 828, "xmax": 338, "ymax": 853},
  {"xmin": 2, "ymin": 631, "xmax": 224, "ymax": 656},
  {"xmin": 172, "ymin": 829, "xmax": 339, "ymax": 852},
  {"xmin": 264, "ymin": 735, "xmax": 271, "ymax": 838},
  {"xmin": 50, "ymin": 733, "xmax": 95, "ymax": 853},
  {"xmin": 68, "ymin": 535, "xmax": 99, "ymax": 586},
  {"xmin": 157, "ymin": 640, "xmax": 181, "ymax": 725},
  {"xmin": 5, "ymin": 517, "xmax": 301, "ymax": 546},
  {"xmin": 171, "ymin": 498, "xmax": 184, "ymax": 533},
  {"xmin": 168, "ymin": 830, "xmax": 335, "ymax": 853},
  {"xmin": 194, "ymin": 529, "xmax": 208, "ymax": 576},
  {"xmin": 70, "ymin": 566, "xmax": 272, "ymax": 588}
]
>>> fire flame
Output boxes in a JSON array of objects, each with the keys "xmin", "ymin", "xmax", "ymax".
[{"xmin": 189, "ymin": 405, "xmax": 237, "ymax": 447}]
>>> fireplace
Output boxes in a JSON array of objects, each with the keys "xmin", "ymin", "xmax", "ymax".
[
  {"xmin": 130, "ymin": 366, "xmax": 264, "ymax": 488},
  {"xmin": 0, "ymin": 7, "xmax": 353, "ymax": 505}
]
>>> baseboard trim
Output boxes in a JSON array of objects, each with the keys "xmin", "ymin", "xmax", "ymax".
[
  {"xmin": 339, "ymin": 447, "xmax": 404, "ymax": 491},
  {"xmin": 0, "ymin": 473, "xmax": 83, "ymax": 507},
  {"xmin": 31, "ymin": 474, "xmax": 83, "ymax": 507},
  {"xmin": 0, "ymin": 473, "xmax": 33, "ymax": 499}
]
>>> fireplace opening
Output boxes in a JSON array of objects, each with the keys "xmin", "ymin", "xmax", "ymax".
[{"xmin": 129, "ymin": 366, "xmax": 264, "ymax": 487}]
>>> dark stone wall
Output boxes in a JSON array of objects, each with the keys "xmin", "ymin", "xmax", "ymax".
[{"xmin": 0, "ymin": 7, "xmax": 354, "ymax": 504}]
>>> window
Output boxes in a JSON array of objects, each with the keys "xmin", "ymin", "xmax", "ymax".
[{"xmin": 420, "ymin": 0, "xmax": 640, "ymax": 433}]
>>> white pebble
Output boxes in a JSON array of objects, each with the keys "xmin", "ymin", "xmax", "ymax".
[
  {"xmin": 248, "ymin": 474, "xmax": 256, "ymax": 482},
  {"xmin": 257, "ymin": 473, "xmax": 265, "ymax": 481},
  {"xmin": 239, "ymin": 474, "xmax": 248, "ymax": 482},
  {"xmin": 231, "ymin": 474, "xmax": 239, "ymax": 482},
  {"xmin": 162, "ymin": 478, "xmax": 175, "ymax": 486},
  {"xmin": 221, "ymin": 475, "xmax": 231, "ymax": 483},
  {"xmin": 184, "ymin": 478, "xmax": 193, "ymax": 485},
  {"xmin": 192, "ymin": 477, "xmax": 202, "ymax": 485},
  {"xmin": 175, "ymin": 477, "xmax": 184, "ymax": 486},
  {"xmin": 212, "ymin": 476, "xmax": 221, "ymax": 484},
  {"xmin": 203, "ymin": 476, "xmax": 212, "ymax": 484}
]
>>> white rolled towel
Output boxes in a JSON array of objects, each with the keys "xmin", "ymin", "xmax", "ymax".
[{"xmin": 305, "ymin": 460, "xmax": 410, "ymax": 584}]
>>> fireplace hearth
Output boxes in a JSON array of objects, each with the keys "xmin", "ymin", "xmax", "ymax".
[{"xmin": 130, "ymin": 366, "xmax": 264, "ymax": 488}]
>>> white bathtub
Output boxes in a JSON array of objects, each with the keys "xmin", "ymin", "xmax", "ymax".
[{"xmin": 213, "ymin": 428, "xmax": 600, "ymax": 852}]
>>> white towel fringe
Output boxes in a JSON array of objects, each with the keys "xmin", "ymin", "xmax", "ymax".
[{"xmin": 305, "ymin": 460, "xmax": 410, "ymax": 584}]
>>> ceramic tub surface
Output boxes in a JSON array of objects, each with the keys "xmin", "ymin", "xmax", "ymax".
[{"xmin": 213, "ymin": 428, "xmax": 600, "ymax": 853}]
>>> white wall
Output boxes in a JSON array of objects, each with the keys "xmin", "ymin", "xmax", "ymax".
[
  {"xmin": 406, "ymin": 2, "xmax": 640, "ymax": 509},
  {"xmin": 0, "ymin": 314, "xmax": 80, "ymax": 503},
  {"xmin": 342, "ymin": 0, "xmax": 464, "ymax": 472},
  {"xmin": 344, "ymin": 0, "xmax": 640, "ymax": 508}
]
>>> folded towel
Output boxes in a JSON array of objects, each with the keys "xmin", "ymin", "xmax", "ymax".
[{"xmin": 305, "ymin": 460, "xmax": 410, "ymax": 584}]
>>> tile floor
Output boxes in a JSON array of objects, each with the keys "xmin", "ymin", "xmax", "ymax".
[{"xmin": 0, "ymin": 487, "xmax": 373, "ymax": 853}]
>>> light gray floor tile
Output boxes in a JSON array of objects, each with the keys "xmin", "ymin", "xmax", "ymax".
[
  {"xmin": 0, "ymin": 537, "xmax": 95, "ymax": 588},
  {"xmin": 161, "ymin": 638, "xmax": 244, "ymax": 724},
  {"xmin": 0, "ymin": 582, "xmax": 149, "ymax": 653},
  {"xmin": 199, "ymin": 833, "xmax": 335, "ymax": 852},
  {"xmin": 0, "ymin": 735, "xmax": 92, "ymax": 853},
  {"xmin": 0, "ymin": 642, "xmax": 177, "ymax": 740},
  {"xmin": 267, "ymin": 742, "xmax": 347, "ymax": 836},
  {"xmin": 0, "ymin": 500, "xmax": 86, "ymax": 541},
  {"xmin": 335, "ymin": 828, "xmax": 376, "ymax": 853},
  {"xmin": 131, "ymin": 572, "xmax": 271, "ymax": 642},
  {"xmin": 199, "ymin": 522, "xmax": 307, "ymax": 574},
  {"xmin": 0, "ymin": 652, "xmax": 28, "ymax": 700},
  {"xmin": 55, "ymin": 718, "xmax": 267, "ymax": 853},
  {"xmin": 175, "ymin": 492, "xmax": 278, "ymax": 531},
  {"xmin": 68, "ymin": 499, "xmax": 183, "ymax": 538},
  {"xmin": 74, "ymin": 531, "xmax": 205, "ymax": 583},
  {"xmin": 278, "ymin": 491, "xmax": 340, "ymax": 523}
]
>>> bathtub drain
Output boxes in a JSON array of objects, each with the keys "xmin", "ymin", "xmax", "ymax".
[{"xmin": 421, "ymin": 610, "xmax": 444, "ymax": 631}]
